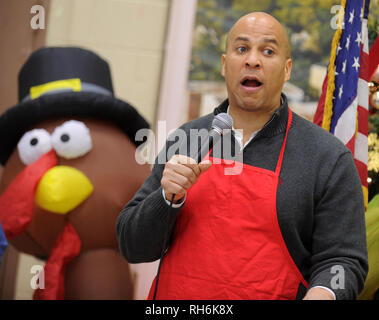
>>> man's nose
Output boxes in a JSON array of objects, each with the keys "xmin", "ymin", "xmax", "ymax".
[{"xmin": 245, "ymin": 51, "xmax": 261, "ymax": 68}]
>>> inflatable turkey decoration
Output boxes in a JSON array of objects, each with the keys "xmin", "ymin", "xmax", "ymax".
[{"xmin": 0, "ymin": 47, "xmax": 151, "ymax": 299}]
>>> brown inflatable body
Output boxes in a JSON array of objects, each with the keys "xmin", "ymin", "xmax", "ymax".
[{"xmin": 0, "ymin": 117, "xmax": 150, "ymax": 299}]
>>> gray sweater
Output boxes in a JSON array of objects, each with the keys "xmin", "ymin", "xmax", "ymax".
[{"xmin": 116, "ymin": 94, "xmax": 368, "ymax": 300}]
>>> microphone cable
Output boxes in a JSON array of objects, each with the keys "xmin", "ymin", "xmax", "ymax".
[{"xmin": 152, "ymin": 193, "xmax": 176, "ymax": 300}]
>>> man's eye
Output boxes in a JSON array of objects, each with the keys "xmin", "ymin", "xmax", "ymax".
[
  {"xmin": 264, "ymin": 48, "xmax": 274, "ymax": 55},
  {"xmin": 237, "ymin": 46, "xmax": 247, "ymax": 53}
]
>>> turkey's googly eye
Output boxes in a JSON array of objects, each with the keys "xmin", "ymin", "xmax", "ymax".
[
  {"xmin": 17, "ymin": 129, "xmax": 52, "ymax": 165},
  {"xmin": 51, "ymin": 120, "xmax": 92, "ymax": 159}
]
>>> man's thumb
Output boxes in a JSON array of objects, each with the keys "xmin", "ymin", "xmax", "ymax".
[{"xmin": 199, "ymin": 159, "xmax": 212, "ymax": 173}]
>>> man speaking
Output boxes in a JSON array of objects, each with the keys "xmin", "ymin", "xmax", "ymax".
[{"xmin": 116, "ymin": 12, "xmax": 368, "ymax": 300}]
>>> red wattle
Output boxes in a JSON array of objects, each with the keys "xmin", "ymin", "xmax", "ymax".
[
  {"xmin": 0, "ymin": 150, "xmax": 57, "ymax": 239},
  {"xmin": 33, "ymin": 221, "xmax": 81, "ymax": 300}
]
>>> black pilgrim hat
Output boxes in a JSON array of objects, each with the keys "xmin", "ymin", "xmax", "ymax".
[{"xmin": 0, "ymin": 46, "xmax": 149, "ymax": 165}]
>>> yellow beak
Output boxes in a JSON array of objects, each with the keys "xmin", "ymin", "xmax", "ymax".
[{"xmin": 35, "ymin": 166, "xmax": 93, "ymax": 214}]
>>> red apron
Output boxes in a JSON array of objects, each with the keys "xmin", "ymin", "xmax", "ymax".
[{"xmin": 148, "ymin": 109, "xmax": 308, "ymax": 299}]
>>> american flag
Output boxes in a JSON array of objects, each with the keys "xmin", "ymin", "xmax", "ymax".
[{"xmin": 314, "ymin": 0, "xmax": 370, "ymax": 207}]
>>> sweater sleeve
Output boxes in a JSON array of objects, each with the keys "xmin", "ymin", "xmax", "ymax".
[
  {"xmin": 116, "ymin": 143, "xmax": 185, "ymax": 263},
  {"xmin": 308, "ymin": 151, "xmax": 368, "ymax": 300}
]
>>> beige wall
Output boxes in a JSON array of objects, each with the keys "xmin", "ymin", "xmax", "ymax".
[
  {"xmin": 45, "ymin": 0, "xmax": 170, "ymax": 125},
  {"xmin": 0, "ymin": 0, "xmax": 49, "ymax": 300}
]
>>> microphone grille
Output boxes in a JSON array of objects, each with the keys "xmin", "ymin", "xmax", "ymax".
[{"xmin": 212, "ymin": 113, "xmax": 233, "ymax": 134}]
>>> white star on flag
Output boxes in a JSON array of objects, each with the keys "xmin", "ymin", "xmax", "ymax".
[
  {"xmin": 346, "ymin": 35, "xmax": 351, "ymax": 50},
  {"xmin": 342, "ymin": 60, "xmax": 347, "ymax": 74},
  {"xmin": 352, "ymin": 57, "xmax": 360, "ymax": 72},
  {"xmin": 337, "ymin": 44, "xmax": 342, "ymax": 55},
  {"xmin": 355, "ymin": 32, "xmax": 362, "ymax": 46},
  {"xmin": 349, "ymin": 10, "xmax": 355, "ymax": 24},
  {"xmin": 338, "ymin": 85, "xmax": 343, "ymax": 99}
]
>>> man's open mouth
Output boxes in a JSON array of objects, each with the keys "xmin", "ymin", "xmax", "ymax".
[{"xmin": 241, "ymin": 76, "xmax": 263, "ymax": 88}]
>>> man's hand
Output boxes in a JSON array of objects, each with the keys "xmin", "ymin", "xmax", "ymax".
[
  {"xmin": 303, "ymin": 287, "xmax": 335, "ymax": 300},
  {"xmin": 161, "ymin": 155, "xmax": 212, "ymax": 203}
]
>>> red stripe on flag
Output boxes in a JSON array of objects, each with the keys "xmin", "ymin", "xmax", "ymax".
[
  {"xmin": 313, "ymin": 74, "xmax": 328, "ymax": 126},
  {"xmin": 357, "ymin": 105, "xmax": 368, "ymax": 134},
  {"xmin": 369, "ymin": 36, "xmax": 379, "ymax": 79},
  {"xmin": 345, "ymin": 135, "xmax": 356, "ymax": 155},
  {"xmin": 359, "ymin": 51, "xmax": 370, "ymax": 82}
]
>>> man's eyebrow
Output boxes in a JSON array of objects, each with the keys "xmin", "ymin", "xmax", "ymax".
[
  {"xmin": 233, "ymin": 36, "xmax": 250, "ymax": 43},
  {"xmin": 261, "ymin": 37, "xmax": 279, "ymax": 47},
  {"xmin": 233, "ymin": 36, "xmax": 279, "ymax": 47}
]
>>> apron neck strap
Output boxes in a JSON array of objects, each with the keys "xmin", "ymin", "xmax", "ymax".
[{"xmin": 275, "ymin": 108, "xmax": 293, "ymax": 175}]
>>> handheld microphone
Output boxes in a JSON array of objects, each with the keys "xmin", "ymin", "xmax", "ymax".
[{"xmin": 191, "ymin": 112, "xmax": 234, "ymax": 163}]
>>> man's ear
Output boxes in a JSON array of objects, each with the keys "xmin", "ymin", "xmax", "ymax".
[
  {"xmin": 221, "ymin": 54, "xmax": 226, "ymax": 77},
  {"xmin": 284, "ymin": 58, "xmax": 292, "ymax": 82}
]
